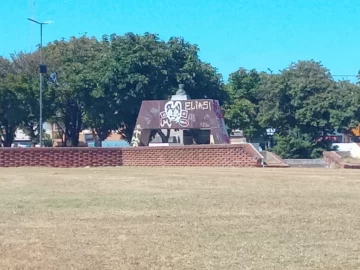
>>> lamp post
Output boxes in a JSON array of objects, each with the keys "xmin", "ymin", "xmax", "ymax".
[
  {"xmin": 266, "ymin": 128, "xmax": 276, "ymax": 149},
  {"xmin": 27, "ymin": 18, "xmax": 54, "ymax": 147}
]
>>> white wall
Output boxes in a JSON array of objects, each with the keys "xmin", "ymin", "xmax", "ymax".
[
  {"xmin": 14, "ymin": 129, "xmax": 30, "ymax": 140},
  {"xmin": 333, "ymin": 143, "xmax": 360, "ymax": 158},
  {"xmin": 43, "ymin": 122, "xmax": 53, "ymax": 136}
]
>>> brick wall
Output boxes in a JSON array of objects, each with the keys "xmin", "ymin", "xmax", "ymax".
[
  {"xmin": 323, "ymin": 151, "xmax": 360, "ymax": 169},
  {"xmin": 122, "ymin": 144, "xmax": 262, "ymax": 167},
  {"xmin": 0, "ymin": 148, "xmax": 123, "ymax": 167},
  {"xmin": 323, "ymin": 151, "xmax": 342, "ymax": 168},
  {"xmin": 0, "ymin": 144, "xmax": 263, "ymax": 168}
]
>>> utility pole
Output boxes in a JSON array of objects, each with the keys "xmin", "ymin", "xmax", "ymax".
[{"xmin": 27, "ymin": 18, "xmax": 53, "ymax": 147}]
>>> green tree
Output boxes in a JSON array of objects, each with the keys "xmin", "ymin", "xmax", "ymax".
[
  {"xmin": 0, "ymin": 59, "xmax": 30, "ymax": 147},
  {"xmin": 271, "ymin": 128, "xmax": 332, "ymax": 158},
  {"xmin": 45, "ymin": 35, "xmax": 102, "ymax": 146},
  {"xmin": 99, "ymin": 33, "xmax": 226, "ymax": 141},
  {"xmin": 94, "ymin": 33, "xmax": 174, "ymax": 140},
  {"xmin": 329, "ymin": 80, "xmax": 360, "ymax": 134},
  {"xmin": 10, "ymin": 51, "xmax": 54, "ymax": 146},
  {"xmin": 223, "ymin": 68, "xmax": 264, "ymax": 140},
  {"xmin": 166, "ymin": 37, "xmax": 227, "ymax": 102},
  {"xmin": 258, "ymin": 60, "xmax": 339, "ymax": 158}
]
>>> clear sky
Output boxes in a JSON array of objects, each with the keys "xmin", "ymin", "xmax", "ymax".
[{"xmin": 0, "ymin": 0, "xmax": 359, "ymax": 82}]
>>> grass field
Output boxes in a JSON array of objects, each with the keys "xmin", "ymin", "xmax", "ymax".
[{"xmin": 1, "ymin": 167, "xmax": 360, "ymax": 269}]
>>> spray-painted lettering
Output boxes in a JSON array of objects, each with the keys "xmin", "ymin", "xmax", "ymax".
[{"xmin": 184, "ymin": 101, "xmax": 211, "ymax": 111}]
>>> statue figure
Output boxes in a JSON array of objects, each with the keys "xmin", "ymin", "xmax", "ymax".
[{"xmin": 176, "ymin": 84, "xmax": 187, "ymax": 95}]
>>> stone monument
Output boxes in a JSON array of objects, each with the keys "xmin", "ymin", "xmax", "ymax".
[{"xmin": 131, "ymin": 84, "xmax": 230, "ymax": 147}]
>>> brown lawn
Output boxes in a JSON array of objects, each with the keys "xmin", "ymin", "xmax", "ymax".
[{"xmin": 0, "ymin": 167, "xmax": 360, "ymax": 269}]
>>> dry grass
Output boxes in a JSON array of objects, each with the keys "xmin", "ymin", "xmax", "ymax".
[{"xmin": 1, "ymin": 167, "xmax": 360, "ymax": 269}]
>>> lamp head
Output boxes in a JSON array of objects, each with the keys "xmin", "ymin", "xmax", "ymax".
[{"xmin": 28, "ymin": 18, "xmax": 54, "ymax": 25}]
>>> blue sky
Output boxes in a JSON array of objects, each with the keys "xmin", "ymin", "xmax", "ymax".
[{"xmin": 1, "ymin": 0, "xmax": 359, "ymax": 82}]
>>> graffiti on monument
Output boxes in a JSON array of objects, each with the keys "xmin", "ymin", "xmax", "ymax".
[
  {"xmin": 159, "ymin": 100, "xmax": 211, "ymax": 128},
  {"xmin": 160, "ymin": 101, "xmax": 189, "ymax": 128},
  {"xmin": 184, "ymin": 100, "xmax": 211, "ymax": 111},
  {"xmin": 211, "ymin": 100, "xmax": 230, "ymax": 143},
  {"xmin": 131, "ymin": 125, "xmax": 142, "ymax": 147}
]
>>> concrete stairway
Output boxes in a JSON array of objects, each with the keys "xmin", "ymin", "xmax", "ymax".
[{"xmin": 260, "ymin": 151, "xmax": 289, "ymax": 168}]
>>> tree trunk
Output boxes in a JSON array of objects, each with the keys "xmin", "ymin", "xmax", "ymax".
[
  {"xmin": 55, "ymin": 122, "xmax": 66, "ymax": 147},
  {"xmin": 124, "ymin": 122, "xmax": 135, "ymax": 143},
  {"xmin": 64, "ymin": 103, "xmax": 82, "ymax": 147},
  {"xmin": 3, "ymin": 133, "xmax": 14, "ymax": 147},
  {"xmin": 93, "ymin": 128, "xmax": 111, "ymax": 147},
  {"xmin": 67, "ymin": 124, "xmax": 80, "ymax": 147},
  {"xmin": 95, "ymin": 128, "xmax": 110, "ymax": 142},
  {"xmin": 21, "ymin": 122, "xmax": 39, "ymax": 147},
  {"xmin": 62, "ymin": 131, "xmax": 67, "ymax": 147},
  {"xmin": 70, "ymin": 134, "xmax": 79, "ymax": 147},
  {"xmin": 1, "ymin": 124, "xmax": 15, "ymax": 147},
  {"xmin": 2, "ymin": 141, "xmax": 12, "ymax": 147},
  {"xmin": 30, "ymin": 128, "xmax": 37, "ymax": 147}
]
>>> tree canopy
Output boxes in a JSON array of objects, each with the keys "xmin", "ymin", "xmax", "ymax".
[
  {"xmin": 225, "ymin": 60, "xmax": 360, "ymax": 158},
  {"xmin": 0, "ymin": 33, "xmax": 359, "ymax": 159},
  {"xmin": 0, "ymin": 33, "xmax": 225, "ymax": 147}
]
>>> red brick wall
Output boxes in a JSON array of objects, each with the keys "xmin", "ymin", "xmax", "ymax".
[
  {"xmin": 323, "ymin": 151, "xmax": 342, "ymax": 168},
  {"xmin": 0, "ymin": 144, "xmax": 262, "ymax": 168},
  {"xmin": 122, "ymin": 144, "xmax": 262, "ymax": 167},
  {"xmin": 0, "ymin": 148, "xmax": 123, "ymax": 167},
  {"xmin": 323, "ymin": 151, "xmax": 360, "ymax": 169}
]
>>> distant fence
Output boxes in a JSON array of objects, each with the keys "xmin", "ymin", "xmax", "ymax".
[{"xmin": 0, "ymin": 144, "xmax": 263, "ymax": 168}]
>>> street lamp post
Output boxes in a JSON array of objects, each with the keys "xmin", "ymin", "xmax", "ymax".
[
  {"xmin": 266, "ymin": 128, "xmax": 276, "ymax": 149},
  {"xmin": 27, "ymin": 18, "xmax": 54, "ymax": 147}
]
